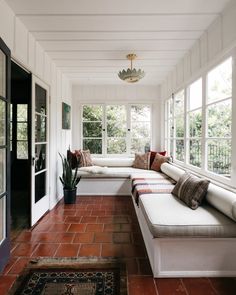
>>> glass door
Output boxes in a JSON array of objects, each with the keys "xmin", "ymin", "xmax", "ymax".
[
  {"xmin": 0, "ymin": 38, "xmax": 10, "ymax": 272},
  {"xmin": 31, "ymin": 76, "xmax": 49, "ymax": 226}
]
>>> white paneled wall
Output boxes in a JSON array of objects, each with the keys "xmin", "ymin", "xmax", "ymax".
[
  {"xmin": 0, "ymin": 0, "xmax": 72, "ymax": 208},
  {"xmin": 161, "ymin": 1, "xmax": 236, "ymax": 100},
  {"xmin": 72, "ymin": 84, "xmax": 161, "ymax": 151}
]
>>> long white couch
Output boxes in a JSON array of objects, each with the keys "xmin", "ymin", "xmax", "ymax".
[
  {"xmin": 132, "ymin": 163, "xmax": 236, "ymax": 277},
  {"xmin": 76, "ymin": 157, "xmax": 236, "ymax": 278}
]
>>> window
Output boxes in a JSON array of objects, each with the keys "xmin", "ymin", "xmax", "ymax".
[
  {"xmin": 164, "ymin": 56, "xmax": 233, "ymax": 183},
  {"xmin": 206, "ymin": 58, "xmax": 232, "ymax": 178},
  {"xmin": 81, "ymin": 104, "xmax": 151, "ymax": 155},
  {"xmin": 187, "ymin": 78, "xmax": 202, "ymax": 167},
  {"xmin": 174, "ymin": 90, "xmax": 185, "ymax": 162}
]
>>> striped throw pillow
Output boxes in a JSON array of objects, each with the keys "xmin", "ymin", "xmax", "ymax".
[{"xmin": 171, "ymin": 172, "xmax": 210, "ymax": 210}]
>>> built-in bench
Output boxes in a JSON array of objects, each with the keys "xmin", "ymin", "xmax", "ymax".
[
  {"xmin": 76, "ymin": 157, "xmax": 236, "ymax": 278},
  {"xmin": 76, "ymin": 157, "xmax": 156, "ymax": 195},
  {"xmin": 131, "ymin": 163, "xmax": 236, "ymax": 277}
]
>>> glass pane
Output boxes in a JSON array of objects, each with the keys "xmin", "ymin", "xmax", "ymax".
[
  {"xmin": 189, "ymin": 78, "xmax": 202, "ymax": 110},
  {"xmin": 131, "ymin": 105, "xmax": 151, "ymax": 121},
  {"xmin": 35, "ymin": 115, "xmax": 46, "ymax": 142},
  {"xmin": 207, "ymin": 57, "xmax": 232, "ymax": 103},
  {"xmin": 35, "ymin": 171, "xmax": 46, "ymax": 203},
  {"xmin": 131, "ymin": 138, "xmax": 151, "ymax": 154},
  {"xmin": 0, "ymin": 100, "xmax": 5, "ymax": 145},
  {"xmin": 175, "ymin": 139, "xmax": 184, "ymax": 162},
  {"xmin": 35, "ymin": 144, "xmax": 46, "ymax": 172},
  {"xmin": 83, "ymin": 139, "xmax": 102, "ymax": 154},
  {"xmin": 207, "ymin": 100, "xmax": 231, "ymax": 138},
  {"xmin": 17, "ymin": 141, "xmax": 28, "ymax": 159},
  {"xmin": 107, "ymin": 138, "xmax": 126, "ymax": 154},
  {"xmin": 207, "ymin": 139, "xmax": 231, "ymax": 177},
  {"xmin": 82, "ymin": 105, "xmax": 102, "ymax": 121},
  {"xmin": 169, "ymin": 119, "xmax": 174, "ymax": 137},
  {"xmin": 17, "ymin": 123, "xmax": 27, "ymax": 140},
  {"xmin": 107, "ymin": 121, "xmax": 126, "ymax": 137},
  {"xmin": 174, "ymin": 90, "xmax": 184, "ymax": 116},
  {"xmin": 189, "ymin": 110, "xmax": 202, "ymax": 137},
  {"xmin": 168, "ymin": 98, "xmax": 173, "ymax": 118},
  {"xmin": 107, "ymin": 105, "xmax": 126, "ymax": 121},
  {"xmin": 35, "ymin": 84, "xmax": 47, "ymax": 115},
  {"xmin": 83, "ymin": 122, "xmax": 102, "ymax": 137},
  {"xmin": 0, "ymin": 50, "xmax": 6, "ymax": 97},
  {"xmin": 189, "ymin": 139, "xmax": 201, "ymax": 167},
  {"xmin": 0, "ymin": 149, "xmax": 5, "ymax": 194},
  {"xmin": 131, "ymin": 122, "xmax": 150, "ymax": 138},
  {"xmin": 17, "ymin": 104, "xmax": 27, "ymax": 121},
  {"xmin": 175, "ymin": 116, "xmax": 184, "ymax": 137},
  {"xmin": 0, "ymin": 196, "xmax": 6, "ymax": 244}
]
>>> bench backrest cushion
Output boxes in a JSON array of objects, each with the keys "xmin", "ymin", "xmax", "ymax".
[
  {"xmin": 206, "ymin": 184, "xmax": 236, "ymax": 222},
  {"xmin": 92, "ymin": 157, "xmax": 134, "ymax": 167},
  {"xmin": 160, "ymin": 163, "xmax": 184, "ymax": 181},
  {"xmin": 161, "ymin": 163, "xmax": 236, "ymax": 222}
]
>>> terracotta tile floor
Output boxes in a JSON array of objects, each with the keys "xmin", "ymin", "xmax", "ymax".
[{"xmin": 1, "ymin": 195, "xmax": 236, "ymax": 294}]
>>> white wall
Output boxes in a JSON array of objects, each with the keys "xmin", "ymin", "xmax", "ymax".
[
  {"xmin": 0, "ymin": 0, "xmax": 72, "ymax": 208},
  {"xmin": 72, "ymin": 84, "xmax": 161, "ymax": 152}
]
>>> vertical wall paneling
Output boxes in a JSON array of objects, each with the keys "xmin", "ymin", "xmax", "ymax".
[
  {"xmin": 190, "ymin": 41, "xmax": 201, "ymax": 74},
  {"xmin": 0, "ymin": 1, "xmax": 14, "ymax": 50},
  {"xmin": 176, "ymin": 61, "xmax": 184, "ymax": 87},
  {"xmin": 44, "ymin": 53, "xmax": 51, "ymax": 85},
  {"xmin": 184, "ymin": 52, "xmax": 191, "ymax": 82},
  {"xmin": 28, "ymin": 33, "xmax": 35, "ymax": 70},
  {"xmin": 14, "ymin": 17, "xmax": 28, "ymax": 64},
  {"xmin": 207, "ymin": 16, "xmax": 222, "ymax": 60},
  {"xmin": 35, "ymin": 42, "xmax": 44, "ymax": 79},
  {"xmin": 200, "ymin": 32, "xmax": 208, "ymax": 68},
  {"xmin": 222, "ymin": 2, "xmax": 236, "ymax": 49}
]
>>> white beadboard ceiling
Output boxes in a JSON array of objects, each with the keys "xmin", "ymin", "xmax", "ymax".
[{"xmin": 6, "ymin": 0, "xmax": 231, "ymax": 85}]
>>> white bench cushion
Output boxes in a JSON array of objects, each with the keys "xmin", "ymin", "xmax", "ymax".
[
  {"xmin": 77, "ymin": 167, "xmax": 157, "ymax": 178},
  {"xmin": 92, "ymin": 157, "xmax": 134, "ymax": 167},
  {"xmin": 139, "ymin": 194, "xmax": 236, "ymax": 238}
]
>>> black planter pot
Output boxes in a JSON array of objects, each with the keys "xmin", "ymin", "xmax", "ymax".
[{"xmin": 63, "ymin": 188, "xmax": 77, "ymax": 204}]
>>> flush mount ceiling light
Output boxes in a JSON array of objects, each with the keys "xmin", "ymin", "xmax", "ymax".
[{"xmin": 118, "ymin": 53, "xmax": 145, "ymax": 83}]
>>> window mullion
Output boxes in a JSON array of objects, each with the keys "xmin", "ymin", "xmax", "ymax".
[
  {"xmin": 103, "ymin": 104, "xmax": 106, "ymax": 156},
  {"xmin": 202, "ymin": 73, "xmax": 207, "ymax": 173}
]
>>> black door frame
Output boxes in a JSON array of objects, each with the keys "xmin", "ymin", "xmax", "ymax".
[{"xmin": 0, "ymin": 38, "xmax": 11, "ymax": 273}]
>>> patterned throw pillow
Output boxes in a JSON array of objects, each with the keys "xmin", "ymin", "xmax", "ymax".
[
  {"xmin": 150, "ymin": 153, "xmax": 169, "ymax": 171},
  {"xmin": 132, "ymin": 152, "xmax": 150, "ymax": 170},
  {"xmin": 79, "ymin": 150, "xmax": 93, "ymax": 167},
  {"xmin": 150, "ymin": 151, "xmax": 166, "ymax": 167},
  {"xmin": 172, "ymin": 172, "xmax": 210, "ymax": 210}
]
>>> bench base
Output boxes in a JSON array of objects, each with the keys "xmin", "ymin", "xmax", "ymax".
[
  {"xmin": 133, "ymin": 196, "xmax": 236, "ymax": 277},
  {"xmin": 77, "ymin": 178, "xmax": 131, "ymax": 195}
]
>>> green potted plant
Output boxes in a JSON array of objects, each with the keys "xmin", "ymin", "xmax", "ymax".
[{"xmin": 59, "ymin": 153, "xmax": 81, "ymax": 204}]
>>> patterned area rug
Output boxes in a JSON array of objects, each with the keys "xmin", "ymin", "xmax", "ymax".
[{"xmin": 9, "ymin": 257, "xmax": 127, "ymax": 295}]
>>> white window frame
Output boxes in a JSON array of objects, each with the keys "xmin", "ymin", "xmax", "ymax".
[
  {"xmin": 80, "ymin": 103, "xmax": 152, "ymax": 157},
  {"xmin": 164, "ymin": 51, "xmax": 236, "ymax": 188}
]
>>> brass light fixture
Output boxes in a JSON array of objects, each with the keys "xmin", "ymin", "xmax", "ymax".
[{"xmin": 118, "ymin": 53, "xmax": 145, "ymax": 83}]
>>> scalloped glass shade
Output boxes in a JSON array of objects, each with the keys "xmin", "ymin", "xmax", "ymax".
[{"xmin": 118, "ymin": 68, "xmax": 145, "ymax": 83}]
